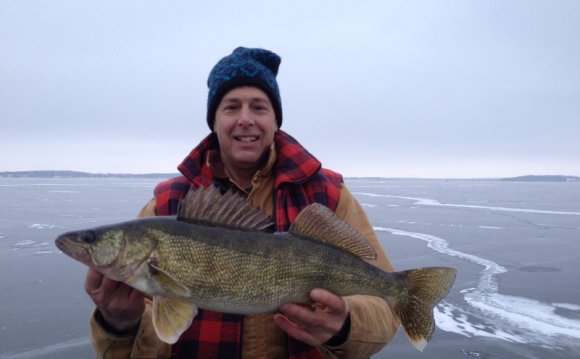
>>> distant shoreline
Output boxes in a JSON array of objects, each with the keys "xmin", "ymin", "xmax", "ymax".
[
  {"xmin": 500, "ymin": 175, "xmax": 579, "ymax": 183},
  {"xmin": 0, "ymin": 171, "xmax": 578, "ymax": 182},
  {"xmin": 0, "ymin": 170, "xmax": 179, "ymax": 179}
]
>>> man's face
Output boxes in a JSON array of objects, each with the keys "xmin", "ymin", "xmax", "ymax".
[{"xmin": 214, "ymin": 86, "xmax": 278, "ymax": 172}]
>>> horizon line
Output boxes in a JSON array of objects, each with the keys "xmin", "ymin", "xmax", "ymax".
[{"xmin": 1, "ymin": 170, "xmax": 579, "ymax": 181}]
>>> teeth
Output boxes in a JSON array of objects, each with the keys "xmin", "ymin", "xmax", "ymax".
[{"xmin": 236, "ymin": 136, "xmax": 258, "ymax": 143}]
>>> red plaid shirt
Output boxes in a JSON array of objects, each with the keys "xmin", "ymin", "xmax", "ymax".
[{"xmin": 155, "ymin": 130, "xmax": 342, "ymax": 359}]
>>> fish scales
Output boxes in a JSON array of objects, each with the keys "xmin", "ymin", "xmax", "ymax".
[
  {"xmin": 136, "ymin": 217, "xmax": 393, "ymax": 313},
  {"xmin": 55, "ymin": 186, "xmax": 456, "ymax": 350}
]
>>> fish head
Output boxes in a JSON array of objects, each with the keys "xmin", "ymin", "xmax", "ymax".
[
  {"xmin": 55, "ymin": 224, "xmax": 155, "ymax": 280},
  {"xmin": 56, "ymin": 228, "xmax": 124, "ymax": 267}
]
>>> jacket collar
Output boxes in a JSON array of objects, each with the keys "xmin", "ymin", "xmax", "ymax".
[
  {"xmin": 177, "ymin": 130, "xmax": 321, "ymax": 188},
  {"xmin": 272, "ymin": 131, "xmax": 321, "ymax": 187}
]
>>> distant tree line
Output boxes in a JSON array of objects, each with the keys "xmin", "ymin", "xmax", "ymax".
[{"xmin": 501, "ymin": 175, "xmax": 579, "ymax": 182}]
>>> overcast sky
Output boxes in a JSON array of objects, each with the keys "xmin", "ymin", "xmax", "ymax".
[{"xmin": 1, "ymin": 0, "xmax": 579, "ymax": 178}]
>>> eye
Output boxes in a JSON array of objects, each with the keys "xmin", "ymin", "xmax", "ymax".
[
  {"xmin": 80, "ymin": 231, "xmax": 97, "ymax": 243},
  {"xmin": 222, "ymin": 103, "xmax": 239, "ymax": 112},
  {"xmin": 252, "ymin": 102, "xmax": 270, "ymax": 112}
]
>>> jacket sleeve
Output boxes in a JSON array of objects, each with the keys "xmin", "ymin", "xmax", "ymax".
[
  {"xmin": 89, "ymin": 199, "xmax": 171, "ymax": 359},
  {"xmin": 320, "ymin": 184, "xmax": 400, "ymax": 359},
  {"xmin": 89, "ymin": 298, "xmax": 170, "ymax": 358}
]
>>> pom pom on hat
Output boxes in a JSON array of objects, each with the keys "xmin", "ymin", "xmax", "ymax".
[{"xmin": 206, "ymin": 47, "xmax": 282, "ymax": 130}]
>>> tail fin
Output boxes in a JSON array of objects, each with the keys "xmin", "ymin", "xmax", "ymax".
[{"xmin": 393, "ymin": 267, "xmax": 457, "ymax": 351}]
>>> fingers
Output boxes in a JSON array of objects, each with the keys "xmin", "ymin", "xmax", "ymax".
[
  {"xmin": 128, "ymin": 285, "xmax": 145, "ymax": 302},
  {"xmin": 274, "ymin": 311, "xmax": 318, "ymax": 346},
  {"xmin": 310, "ymin": 289, "xmax": 347, "ymax": 313},
  {"xmin": 84, "ymin": 268, "xmax": 104, "ymax": 293},
  {"xmin": 275, "ymin": 289, "xmax": 350, "ymax": 346},
  {"xmin": 85, "ymin": 269, "xmax": 127, "ymax": 305},
  {"xmin": 277, "ymin": 302, "xmax": 320, "ymax": 330},
  {"xmin": 84, "ymin": 268, "xmax": 142, "ymax": 311},
  {"xmin": 100, "ymin": 276, "xmax": 128, "ymax": 299},
  {"xmin": 83, "ymin": 269, "xmax": 145, "ymax": 333}
]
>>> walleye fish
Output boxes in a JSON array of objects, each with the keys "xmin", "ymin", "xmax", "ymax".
[{"xmin": 55, "ymin": 186, "xmax": 456, "ymax": 351}]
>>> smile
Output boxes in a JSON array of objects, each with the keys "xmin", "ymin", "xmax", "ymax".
[{"xmin": 235, "ymin": 136, "xmax": 259, "ymax": 143}]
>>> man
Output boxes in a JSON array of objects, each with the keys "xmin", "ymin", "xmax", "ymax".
[{"xmin": 86, "ymin": 47, "xmax": 399, "ymax": 358}]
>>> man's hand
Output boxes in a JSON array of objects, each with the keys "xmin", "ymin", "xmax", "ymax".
[
  {"xmin": 274, "ymin": 288, "xmax": 350, "ymax": 346},
  {"xmin": 85, "ymin": 268, "xmax": 145, "ymax": 333}
]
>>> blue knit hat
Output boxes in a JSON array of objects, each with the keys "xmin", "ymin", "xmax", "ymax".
[{"xmin": 206, "ymin": 47, "xmax": 282, "ymax": 130}]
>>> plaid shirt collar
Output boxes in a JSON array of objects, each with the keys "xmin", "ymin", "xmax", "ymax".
[{"xmin": 177, "ymin": 130, "xmax": 322, "ymax": 188}]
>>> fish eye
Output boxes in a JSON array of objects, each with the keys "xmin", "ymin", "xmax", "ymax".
[{"xmin": 80, "ymin": 231, "xmax": 96, "ymax": 243}]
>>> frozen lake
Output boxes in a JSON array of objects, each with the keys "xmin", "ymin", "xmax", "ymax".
[{"xmin": 1, "ymin": 177, "xmax": 579, "ymax": 358}]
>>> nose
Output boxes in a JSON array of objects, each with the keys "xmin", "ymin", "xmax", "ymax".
[{"xmin": 237, "ymin": 105, "xmax": 254, "ymax": 127}]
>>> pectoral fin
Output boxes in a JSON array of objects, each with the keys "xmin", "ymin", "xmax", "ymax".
[
  {"xmin": 152, "ymin": 296, "xmax": 198, "ymax": 344},
  {"xmin": 149, "ymin": 260, "xmax": 191, "ymax": 297}
]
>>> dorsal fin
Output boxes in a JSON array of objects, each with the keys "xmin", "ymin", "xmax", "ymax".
[
  {"xmin": 177, "ymin": 186, "xmax": 273, "ymax": 231},
  {"xmin": 289, "ymin": 203, "xmax": 377, "ymax": 260}
]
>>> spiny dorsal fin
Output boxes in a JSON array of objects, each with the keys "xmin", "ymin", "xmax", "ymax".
[
  {"xmin": 289, "ymin": 203, "xmax": 377, "ymax": 260},
  {"xmin": 177, "ymin": 186, "xmax": 273, "ymax": 231}
]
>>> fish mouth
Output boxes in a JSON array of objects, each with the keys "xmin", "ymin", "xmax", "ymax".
[{"xmin": 55, "ymin": 236, "xmax": 92, "ymax": 265}]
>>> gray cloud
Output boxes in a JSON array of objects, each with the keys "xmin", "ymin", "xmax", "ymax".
[{"xmin": 1, "ymin": 0, "xmax": 578, "ymax": 177}]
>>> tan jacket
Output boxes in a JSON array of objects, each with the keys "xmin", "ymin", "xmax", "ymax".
[{"xmin": 90, "ymin": 150, "xmax": 400, "ymax": 359}]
